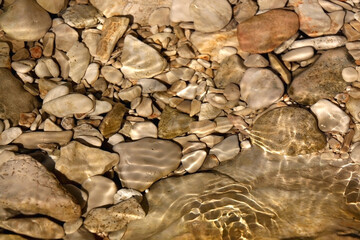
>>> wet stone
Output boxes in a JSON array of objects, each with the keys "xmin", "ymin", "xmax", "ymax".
[
  {"xmin": 99, "ymin": 103, "xmax": 127, "ymax": 138},
  {"xmin": 158, "ymin": 106, "xmax": 193, "ymax": 139},
  {"xmin": 214, "ymin": 55, "xmax": 246, "ymax": 89}
]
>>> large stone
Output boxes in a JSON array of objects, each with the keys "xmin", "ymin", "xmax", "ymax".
[
  {"xmin": 288, "ymin": 48, "xmax": 354, "ymax": 105},
  {"xmin": 250, "ymin": 107, "xmax": 326, "ymax": 156},
  {"xmin": 214, "ymin": 54, "xmax": 246, "ymax": 88},
  {"xmin": 158, "ymin": 106, "xmax": 193, "ymax": 139},
  {"xmin": 0, "ymin": 0, "xmax": 51, "ymax": 41},
  {"xmin": 84, "ymin": 198, "xmax": 145, "ymax": 233},
  {"xmin": 237, "ymin": 9, "xmax": 299, "ymax": 53},
  {"xmin": 0, "ymin": 155, "xmax": 81, "ymax": 222},
  {"xmin": 56, "ymin": 141, "xmax": 119, "ymax": 184},
  {"xmin": 121, "ymin": 35, "xmax": 167, "ymax": 79},
  {"xmin": 113, "ymin": 138, "xmax": 181, "ymax": 191},
  {"xmin": 0, "ymin": 69, "xmax": 39, "ymax": 125}
]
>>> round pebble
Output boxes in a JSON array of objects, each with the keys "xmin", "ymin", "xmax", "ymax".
[{"xmin": 342, "ymin": 67, "xmax": 358, "ymax": 82}]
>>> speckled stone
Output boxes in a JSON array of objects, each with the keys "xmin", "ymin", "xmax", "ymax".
[
  {"xmin": 158, "ymin": 106, "xmax": 194, "ymax": 139},
  {"xmin": 250, "ymin": 107, "xmax": 326, "ymax": 155}
]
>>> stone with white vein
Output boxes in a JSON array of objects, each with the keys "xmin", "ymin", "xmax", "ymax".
[
  {"xmin": 311, "ymin": 99, "xmax": 350, "ymax": 134},
  {"xmin": 209, "ymin": 135, "xmax": 240, "ymax": 162},
  {"xmin": 67, "ymin": 42, "xmax": 90, "ymax": 83},
  {"xmin": 130, "ymin": 122, "xmax": 157, "ymax": 140}
]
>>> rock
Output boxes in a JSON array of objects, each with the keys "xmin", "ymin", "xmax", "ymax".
[
  {"xmin": 244, "ymin": 54, "xmax": 269, "ymax": 68},
  {"xmin": 189, "ymin": 0, "xmax": 232, "ymax": 33},
  {"xmin": 209, "ymin": 135, "xmax": 240, "ymax": 162},
  {"xmin": 13, "ymin": 131, "xmax": 73, "ymax": 149},
  {"xmin": 214, "ymin": 54, "xmax": 246, "ymax": 88},
  {"xmin": 215, "ymin": 117, "xmax": 233, "ymax": 133},
  {"xmin": 121, "ymin": 35, "xmax": 167, "ymax": 79},
  {"xmin": 191, "ymin": 29, "xmax": 241, "ymax": 62},
  {"xmin": 0, "ymin": 217, "xmax": 64, "ymax": 239},
  {"xmin": 130, "ymin": 122, "xmax": 157, "ymax": 140},
  {"xmin": 64, "ymin": 218, "xmax": 83, "ymax": 235},
  {"xmin": 64, "ymin": 227, "xmax": 96, "ymax": 240},
  {"xmin": 281, "ymin": 47, "xmax": 315, "ymax": 62},
  {"xmin": 224, "ymin": 83, "xmax": 240, "ymax": 101},
  {"xmin": 350, "ymin": 143, "xmax": 360, "ymax": 163},
  {"xmin": 56, "ymin": 141, "xmax": 119, "ymax": 183},
  {"xmin": 0, "ymin": 155, "xmax": 81, "ymax": 221},
  {"xmin": 0, "ymin": 42, "xmax": 10, "ymax": 69},
  {"xmin": 113, "ymin": 138, "xmax": 181, "ymax": 191},
  {"xmin": 82, "ymin": 29, "xmax": 101, "ymax": 57},
  {"xmin": 149, "ymin": 7, "xmax": 170, "ymax": 26},
  {"xmin": 84, "ymin": 198, "xmax": 145, "ymax": 233},
  {"xmin": 268, "ymin": 53, "xmax": 291, "ymax": 85},
  {"xmin": 190, "ymin": 120, "xmax": 216, "ymax": 137},
  {"xmin": 53, "ymin": 49, "xmax": 70, "ymax": 79},
  {"xmin": 250, "ymin": 107, "xmax": 326, "ymax": 155},
  {"xmin": 289, "ymin": 36, "xmax": 347, "ymax": 50},
  {"xmin": 0, "ymin": 234, "xmax": 27, "ymax": 240},
  {"xmin": 82, "ymin": 176, "xmax": 117, "ymax": 213},
  {"xmin": 96, "ymin": 17, "xmax": 129, "ymax": 63},
  {"xmin": 170, "ymin": 0, "xmax": 193, "ymax": 22},
  {"xmin": 42, "ymin": 94, "xmax": 94, "ymax": 117},
  {"xmin": 234, "ymin": 0, "xmax": 258, "ymax": 23},
  {"xmin": 0, "ymin": 69, "xmax": 39, "ymax": 125},
  {"xmin": 289, "ymin": 0, "xmax": 331, "ymax": 37},
  {"xmin": 84, "ymin": 63, "xmax": 100, "ymax": 85},
  {"xmin": 288, "ymin": 48, "xmax": 354, "ymax": 105},
  {"xmin": 258, "ymin": 0, "xmax": 287, "ymax": 10},
  {"xmin": 237, "ymin": 10, "xmax": 299, "ymax": 53},
  {"xmin": 101, "ymin": 66, "xmax": 123, "ymax": 85},
  {"xmin": 114, "ymin": 188, "xmax": 142, "ymax": 204},
  {"xmin": 62, "ymin": 4, "xmax": 99, "ymax": 28},
  {"xmin": 52, "ymin": 23, "xmax": 79, "ymax": 52},
  {"xmin": 310, "ymin": 99, "xmax": 350, "ymax": 134},
  {"xmin": 181, "ymin": 150, "xmax": 207, "ymax": 173},
  {"xmin": 89, "ymin": 0, "xmax": 171, "ymax": 25},
  {"xmin": 118, "ymin": 86, "xmax": 142, "ymax": 102},
  {"xmin": 176, "ymin": 83, "xmax": 198, "ymax": 100},
  {"xmin": 199, "ymin": 103, "xmax": 222, "ymax": 121},
  {"xmin": 0, "ymin": 0, "xmax": 51, "ymax": 41},
  {"xmin": 0, "ymin": 127, "xmax": 21, "ymax": 145},
  {"xmin": 342, "ymin": 67, "xmax": 358, "ymax": 82},
  {"xmin": 158, "ymin": 106, "xmax": 193, "ymax": 139},
  {"xmin": 346, "ymin": 97, "xmax": 360, "ymax": 122},
  {"xmin": 67, "ymin": 42, "xmax": 90, "ymax": 83},
  {"xmin": 99, "ymin": 103, "xmax": 127, "ymax": 138},
  {"xmin": 36, "ymin": 0, "xmax": 67, "ymax": 14},
  {"xmin": 240, "ymin": 68, "xmax": 284, "ymax": 110},
  {"xmin": 11, "ymin": 60, "xmax": 36, "ymax": 73},
  {"xmin": 34, "ymin": 58, "xmax": 60, "ymax": 78},
  {"xmin": 137, "ymin": 78, "xmax": 167, "ymax": 93},
  {"xmin": 135, "ymin": 97, "xmax": 153, "ymax": 117},
  {"xmin": 43, "ymin": 85, "xmax": 70, "ymax": 104},
  {"xmin": 89, "ymin": 100, "xmax": 112, "ymax": 116},
  {"xmin": 43, "ymin": 119, "xmax": 62, "ymax": 131}
]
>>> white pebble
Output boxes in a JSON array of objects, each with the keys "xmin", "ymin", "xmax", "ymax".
[{"xmin": 281, "ymin": 47, "xmax": 315, "ymax": 62}]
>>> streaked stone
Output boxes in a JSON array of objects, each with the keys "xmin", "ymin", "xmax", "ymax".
[
  {"xmin": 113, "ymin": 138, "xmax": 181, "ymax": 191},
  {"xmin": 13, "ymin": 131, "xmax": 72, "ymax": 149},
  {"xmin": 181, "ymin": 150, "xmax": 207, "ymax": 173},
  {"xmin": 137, "ymin": 78, "xmax": 167, "ymax": 94},
  {"xmin": 214, "ymin": 54, "xmax": 246, "ymax": 89},
  {"xmin": 182, "ymin": 141, "xmax": 206, "ymax": 155},
  {"xmin": 67, "ymin": 42, "xmax": 90, "ymax": 83},
  {"xmin": 121, "ymin": 35, "xmax": 167, "ymax": 79},
  {"xmin": 130, "ymin": 121, "xmax": 157, "ymax": 140},
  {"xmin": 209, "ymin": 135, "xmax": 239, "ymax": 162},
  {"xmin": 282, "ymin": 47, "xmax": 315, "ymax": 62},
  {"xmin": 310, "ymin": 99, "xmax": 350, "ymax": 134}
]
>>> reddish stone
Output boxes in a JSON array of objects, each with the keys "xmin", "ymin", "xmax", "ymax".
[
  {"xmin": 237, "ymin": 9, "xmax": 299, "ymax": 53},
  {"xmin": 30, "ymin": 45, "xmax": 42, "ymax": 59}
]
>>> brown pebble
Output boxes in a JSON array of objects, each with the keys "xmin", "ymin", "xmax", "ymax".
[
  {"xmin": 30, "ymin": 46, "xmax": 42, "ymax": 59},
  {"xmin": 19, "ymin": 112, "xmax": 37, "ymax": 128}
]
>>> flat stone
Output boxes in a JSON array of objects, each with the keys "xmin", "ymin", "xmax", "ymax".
[
  {"xmin": 137, "ymin": 78, "xmax": 167, "ymax": 93},
  {"xmin": 0, "ymin": 217, "xmax": 64, "ymax": 239},
  {"xmin": 214, "ymin": 54, "xmax": 246, "ymax": 89},
  {"xmin": 62, "ymin": 4, "xmax": 99, "ymax": 28},
  {"xmin": 244, "ymin": 54, "xmax": 269, "ymax": 68},
  {"xmin": 240, "ymin": 68, "xmax": 284, "ymax": 110},
  {"xmin": 82, "ymin": 29, "xmax": 101, "ymax": 57},
  {"xmin": 101, "ymin": 66, "xmax": 123, "ymax": 85},
  {"xmin": 52, "ymin": 23, "xmax": 79, "ymax": 52},
  {"xmin": 67, "ymin": 42, "xmax": 90, "ymax": 83},
  {"xmin": 0, "ymin": 0, "xmax": 51, "ymax": 41},
  {"xmin": 289, "ymin": 36, "xmax": 347, "ymax": 50},
  {"xmin": 113, "ymin": 138, "xmax": 181, "ymax": 191},
  {"xmin": 268, "ymin": 53, "xmax": 291, "ymax": 84},
  {"xmin": 135, "ymin": 97, "xmax": 153, "ymax": 117},
  {"xmin": 237, "ymin": 9, "xmax": 299, "ymax": 53},
  {"xmin": 346, "ymin": 97, "xmax": 360, "ymax": 122},
  {"xmin": 350, "ymin": 143, "xmax": 360, "ymax": 163},
  {"xmin": 13, "ymin": 131, "xmax": 73, "ymax": 149},
  {"xmin": 84, "ymin": 198, "xmax": 145, "ymax": 233},
  {"xmin": 209, "ymin": 135, "xmax": 240, "ymax": 162},
  {"xmin": 121, "ymin": 35, "xmax": 167, "ymax": 79},
  {"xmin": 288, "ymin": 48, "xmax": 354, "ymax": 105},
  {"xmin": 11, "ymin": 60, "xmax": 36, "ymax": 73},
  {"xmin": 189, "ymin": 0, "xmax": 232, "ymax": 33},
  {"xmin": 0, "ymin": 69, "xmax": 39, "ymax": 125},
  {"xmin": 56, "ymin": 141, "xmax": 119, "ymax": 184},
  {"xmin": 89, "ymin": 100, "xmax": 113, "ymax": 116},
  {"xmin": 118, "ymin": 86, "xmax": 142, "ymax": 102},
  {"xmin": 130, "ymin": 121, "xmax": 157, "ymax": 140},
  {"xmin": 310, "ymin": 99, "xmax": 350, "ymax": 134},
  {"xmin": 190, "ymin": 120, "xmax": 216, "ymax": 137},
  {"xmin": 289, "ymin": 0, "xmax": 331, "ymax": 37},
  {"xmin": 250, "ymin": 107, "xmax": 326, "ymax": 155},
  {"xmin": 149, "ymin": 7, "xmax": 170, "ymax": 26},
  {"xmin": 342, "ymin": 67, "xmax": 358, "ymax": 82},
  {"xmin": 199, "ymin": 103, "xmax": 222, "ymax": 121},
  {"xmin": 84, "ymin": 63, "xmax": 100, "ymax": 85},
  {"xmin": 181, "ymin": 150, "xmax": 207, "ymax": 173},
  {"xmin": 36, "ymin": 0, "xmax": 67, "ymax": 14},
  {"xmin": 158, "ymin": 106, "xmax": 193, "ymax": 139},
  {"xmin": 170, "ymin": 0, "xmax": 193, "ymax": 22},
  {"xmin": 42, "ymin": 93, "xmax": 94, "ymax": 117},
  {"xmin": 0, "ymin": 127, "xmax": 21, "ymax": 145},
  {"xmin": 96, "ymin": 17, "xmax": 129, "ymax": 63},
  {"xmin": 0, "ymin": 155, "xmax": 81, "ymax": 221},
  {"xmin": 99, "ymin": 103, "xmax": 127, "ymax": 138}
]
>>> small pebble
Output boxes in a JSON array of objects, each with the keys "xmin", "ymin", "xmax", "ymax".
[{"xmin": 342, "ymin": 67, "xmax": 358, "ymax": 82}]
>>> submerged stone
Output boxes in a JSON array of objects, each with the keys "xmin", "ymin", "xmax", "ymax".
[{"xmin": 158, "ymin": 106, "xmax": 193, "ymax": 139}]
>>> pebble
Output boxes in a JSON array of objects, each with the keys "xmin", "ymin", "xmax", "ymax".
[
  {"xmin": 199, "ymin": 103, "xmax": 222, "ymax": 121},
  {"xmin": 62, "ymin": 4, "xmax": 99, "ymax": 29},
  {"xmin": 64, "ymin": 218, "xmax": 83, "ymax": 235},
  {"xmin": 170, "ymin": 0, "xmax": 193, "ymax": 22},
  {"xmin": 289, "ymin": 48, "xmax": 354, "ymax": 105},
  {"xmin": 0, "ymin": 155, "xmax": 81, "ymax": 221},
  {"xmin": 268, "ymin": 53, "xmax": 292, "ymax": 85},
  {"xmin": 190, "ymin": 120, "xmax": 216, "ymax": 137},
  {"xmin": 52, "ymin": 23, "xmax": 79, "ymax": 52},
  {"xmin": 251, "ymin": 107, "xmax": 326, "ymax": 155},
  {"xmin": 310, "ymin": 99, "xmax": 350, "ymax": 134},
  {"xmin": 121, "ymin": 35, "xmax": 167, "ymax": 79},
  {"xmin": 118, "ymin": 86, "xmax": 142, "ymax": 102},
  {"xmin": 181, "ymin": 150, "xmax": 207, "ymax": 173},
  {"xmin": 11, "ymin": 60, "xmax": 36, "ymax": 73},
  {"xmin": 149, "ymin": 7, "xmax": 170, "ymax": 27},
  {"xmin": 0, "ymin": 0, "xmax": 51, "ymax": 41},
  {"xmin": 346, "ymin": 97, "xmax": 360, "ymax": 122},
  {"xmin": 67, "ymin": 42, "xmax": 90, "ymax": 83},
  {"xmin": 137, "ymin": 78, "xmax": 167, "ymax": 93},
  {"xmin": 214, "ymin": 54, "xmax": 246, "ymax": 89},
  {"xmin": 182, "ymin": 141, "xmax": 206, "ymax": 155},
  {"xmin": 281, "ymin": 47, "xmax": 315, "ymax": 62},
  {"xmin": 289, "ymin": 36, "xmax": 347, "ymax": 50},
  {"xmin": 84, "ymin": 63, "xmax": 100, "ymax": 85},
  {"xmin": 88, "ymin": 100, "xmax": 113, "ymax": 116},
  {"xmin": 43, "ymin": 119, "xmax": 62, "ymax": 131},
  {"xmin": 42, "ymin": 93, "xmax": 94, "ymax": 118},
  {"xmin": 342, "ymin": 67, "xmax": 358, "ymax": 82},
  {"xmin": 101, "ymin": 66, "xmax": 123, "ymax": 85},
  {"xmin": 350, "ymin": 143, "xmax": 360, "ymax": 162},
  {"xmin": 240, "ymin": 68, "xmax": 284, "ymax": 110},
  {"xmin": 82, "ymin": 176, "xmax": 117, "ymax": 213},
  {"xmin": 258, "ymin": 0, "xmax": 287, "ymax": 10},
  {"xmin": 158, "ymin": 106, "xmax": 193, "ymax": 139},
  {"xmin": 113, "ymin": 138, "xmax": 181, "ymax": 191},
  {"xmin": 0, "ymin": 42, "xmax": 10, "ymax": 69},
  {"xmin": 96, "ymin": 17, "xmax": 129, "ymax": 63},
  {"xmin": 215, "ymin": 117, "xmax": 233, "ymax": 133},
  {"xmin": 82, "ymin": 29, "xmax": 101, "ymax": 57},
  {"xmin": 13, "ymin": 131, "xmax": 73, "ymax": 149},
  {"xmin": 0, "ymin": 127, "xmax": 22, "ymax": 145},
  {"xmin": 209, "ymin": 135, "xmax": 240, "ymax": 162},
  {"xmin": 114, "ymin": 189, "xmax": 142, "ymax": 204},
  {"xmin": 98, "ymin": 103, "xmax": 127, "ymax": 138},
  {"xmin": 53, "ymin": 49, "xmax": 70, "ymax": 79},
  {"xmin": 176, "ymin": 83, "xmax": 198, "ymax": 100},
  {"xmin": 244, "ymin": 54, "xmax": 269, "ymax": 68},
  {"xmin": 237, "ymin": 9, "xmax": 299, "ymax": 53},
  {"xmin": 234, "ymin": 0, "xmax": 258, "ymax": 23},
  {"xmin": 36, "ymin": 0, "xmax": 67, "ymax": 14},
  {"xmin": 84, "ymin": 198, "xmax": 145, "ymax": 233},
  {"xmin": 189, "ymin": 0, "xmax": 232, "ymax": 33},
  {"xmin": 130, "ymin": 122, "xmax": 157, "ymax": 140},
  {"xmin": 136, "ymin": 97, "xmax": 153, "ymax": 117}
]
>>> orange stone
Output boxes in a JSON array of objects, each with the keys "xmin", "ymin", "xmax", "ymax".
[
  {"xmin": 237, "ymin": 9, "xmax": 299, "ymax": 53},
  {"xmin": 30, "ymin": 45, "xmax": 42, "ymax": 59}
]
